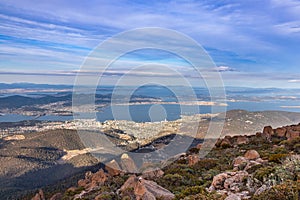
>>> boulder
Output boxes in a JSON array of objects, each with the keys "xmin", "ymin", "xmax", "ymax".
[
  {"xmin": 244, "ymin": 160, "xmax": 262, "ymax": 171},
  {"xmin": 188, "ymin": 154, "xmax": 200, "ymax": 166},
  {"xmin": 235, "ymin": 136, "xmax": 249, "ymax": 145},
  {"xmin": 286, "ymin": 130, "xmax": 300, "ymax": 140},
  {"xmin": 120, "ymin": 175, "xmax": 175, "ymax": 200},
  {"xmin": 232, "ymin": 156, "xmax": 248, "ymax": 170},
  {"xmin": 244, "ymin": 150, "xmax": 260, "ymax": 160},
  {"xmin": 275, "ymin": 127, "xmax": 286, "ymax": 137},
  {"xmin": 224, "ymin": 171, "xmax": 248, "ymax": 192},
  {"xmin": 225, "ymin": 194, "xmax": 241, "ymax": 200},
  {"xmin": 292, "ymin": 125, "xmax": 300, "ymax": 131},
  {"xmin": 78, "ymin": 169, "xmax": 108, "ymax": 190},
  {"xmin": 143, "ymin": 179, "xmax": 175, "ymax": 200},
  {"xmin": 255, "ymin": 158, "xmax": 267, "ymax": 164},
  {"xmin": 254, "ymin": 184, "xmax": 268, "ymax": 196},
  {"xmin": 91, "ymin": 169, "xmax": 108, "ymax": 184},
  {"xmin": 263, "ymin": 126, "xmax": 274, "ymax": 136},
  {"xmin": 210, "ymin": 171, "xmax": 248, "ymax": 192},
  {"xmin": 210, "ymin": 172, "xmax": 230, "ymax": 190},
  {"xmin": 120, "ymin": 153, "xmax": 138, "ymax": 173},
  {"xmin": 105, "ymin": 159, "xmax": 122, "ymax": 176},
  {"xmin": 220, "ymin": 138, "xmax": 232, "ymax": 148},
  {"xmin": 142, "ymin": 168, "xmax": 164, "ymax": 179}
]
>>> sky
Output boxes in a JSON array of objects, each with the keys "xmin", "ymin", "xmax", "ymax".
[{"xmin": 0, "ymin": 0, "xmax": 300, "ymax": 88}]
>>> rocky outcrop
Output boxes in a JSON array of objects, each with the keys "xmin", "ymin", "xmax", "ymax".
[
  {"xmin": 105, "ymin": 159, "xmax": 122, "ymax": 176},
  {"xmin": 225, "ymin": 193, "xmax": 241, "ymax": 200},
  {"xmin": 77, "ymin": 169, "xmax": 108, "ymax": 191},
  {"xmin": 254, "ymin": 184, "xmax": 268, "ymax": 196},
  {"xmin": 216, "ymin": 123, "xmax": 300, "ymax": 148},
  {"xmin": 209, "ymin": 171, "xmax": 248, "ymax": 192},
  {"xmin": 233, "ymin": 156, "xmax": 248, "ymax": 169},
  {"xmin": 236, "ymin": 136, "xmax": 249, "ymax": 145},
  {"xmin": 216, "ymin": 135, "xmax": 251, "ymax": 148},
  {"xmin": 120, "ymin": 175, "xmax": 175, "ymax": 200},
  {"xmin": 120, "ymin": 153, "xmax": 138, "ymax": 173},
  {"xmin": 210, "ymin": 149, "xmax": 268, "ymax": 199},
  {"xmin": 263, "ymin": 126, "xmax": 273, "ymax": 139},
  {"xmin": 244, "ymin": 150, "xmax": 260, "ymax": 160},
  {"xmin": 286, "ymin": 130, "xmax": 300, "ymax": 140},
  {"xmin": 223, "ymin": 171, "xmax": 248, "ymax": 192},
  {"xmin": 188, "ymin": 154, "xmax": 200, "ymax": 166},
  {"xmin": 142, "ymin": 168, "xmax": 164, "ymax": 179},
  {"xmin": 233, "ymin": 150, "xmax": 267, "ymax": 173},
  {"xmin": 210, "ymin": 172, "xmax": 231, "ymax": 190},
  {"xmin": 262, "ymin": 124, "xmax": 300, "ymax": 140},
  {"xmin": 275, "ymin": 127, "xmax": 286, "ymax": 137}
]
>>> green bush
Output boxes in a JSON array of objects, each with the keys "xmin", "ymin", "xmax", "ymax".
[
  {"xmin": 280, "ymin": 137, "xmax": 300, "ymax": 150},
  {"xmin": 64, "ymin": 186, "xmax": 84, "ymax": 197},
  {"xmin": 193, "ymin": 159, "xmax": 218, "ymax": 171},
  {"xmin": 274, "ymin": 147, "xmax": 289, "ymax": 154},
  {"xmin": 252, "ymin": 181, "xmax": 300, "ymax": 200},
  {"xmin": 269, "ymin": 154, "xmax": 289, "ymax": 163},
  {"xmin": 293, "ymin": 143, "xmax": 300, "ymax": 153},
  {"xmin": 254, "ymin": 166, "xmax": 275, "ymax": 182},
  {"xmin": 162, "ymin": 174, "xmax": 184, "ymax": 186},
  {"xmin": 175, "ymin": 186, "xmax": 204, "ymax": 199}
]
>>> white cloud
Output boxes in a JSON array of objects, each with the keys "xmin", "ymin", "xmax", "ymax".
[
  {"xmin": 288, "ymin": 79, "xmax": 300, "ymax": 83},
  {"xmin": 214, "ymin": 66, "xmax": 236, "ymax": 72}
]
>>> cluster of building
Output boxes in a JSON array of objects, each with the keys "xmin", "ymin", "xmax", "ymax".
[{"xmin": 0, "ymin": 113, "xmax": 215, "ymax": 140}]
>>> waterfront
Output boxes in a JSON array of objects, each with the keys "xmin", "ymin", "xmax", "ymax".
[{"xmin": 1, "ymin": 100, "xmax": 300, "ymax": 123}]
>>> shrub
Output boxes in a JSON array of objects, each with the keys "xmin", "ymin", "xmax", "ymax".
[
  {"xmin": 96, "ymin": 193, "xmax": 117, "ymax": 200},
  {"xmin": 254, "ymin": 166, "xmax": 275, "ymax": 182},
  {"xmin": 193, "ymin": 159, "xmax": 218, "ymax": 171},
  {"xmin": 175, "ymin": 186, "xmax": 204, "ymax": 199},
  {"xmin": 162, "ymin": 174, "xmax": 184, "ymax": 186},
  {"xmin": 274, "ymin": 155, "xmax": 300, "ymax": 182},
  {"xmin": 246, "ymin": 163, "xmax": 263, "ymax": 174},
  {"xmin": 280, "ymin": 137, "xmax": 300, "ymax": 150},
  {"xmin": 293, "ymin": 143, "xmax": 300, "ymax": 153},
  {"xmin": 252, "ymin": 181, "xmax": 300, "ymax": 200},
  {"xmin": 274, "ymin": 147, "xmax": 289, "ymax": 154},
  {"xmin": 64, "ymin": 186, "xmax": 84, "ymax": 197},
  {"xmin": 188, "ymin": 147, "xmax": 200, "ymax": 154},
  {"xmin": 269, "ymin": 154, "xmax": 289, "ymax": 163}
]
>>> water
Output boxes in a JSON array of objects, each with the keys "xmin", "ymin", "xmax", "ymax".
[
  {"xmin": 1, "ymin": 100, "xmax": 300, "ymax": 123},
  {"xmin": 1, "ymin": 85, "xmax": 300, "ymax": 123}
]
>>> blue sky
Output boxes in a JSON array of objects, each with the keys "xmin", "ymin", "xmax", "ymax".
[{"xmin": 0, "ymin": 0, "xmax": 300, "ymax": 87}]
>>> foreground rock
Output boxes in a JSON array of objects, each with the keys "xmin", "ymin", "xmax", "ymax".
[
  {"xmin": 120, "ymin": 153, "xmax": 138, "ymax": 173},
  {"xmin": 105, "ymin": 159, "xmax": 122, "ymax": 176},
  {"xmin": 120, "ymin": 175, "xmax": 175, "ymax": 200},
  {"xmin": 209, "ymin": 149, "xmax": 267, "ymax": 199},
  {"xmin": 216, "ymin": 123, "xmax": 300, "ymax": 147},
  {"xmin": 142, "ymin": 168, "xmax": 164, "ymax": 179},
  {"xmin": 77, "ymin": 169, "xmax": 108, "ymax": 191},
  {"xmin": 244, "ymin": 150, "xmax": 260, "ymax": 160},
  {"xmin": 210, "ymin": 171, "xmax": 249, "ymax": 192}
]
